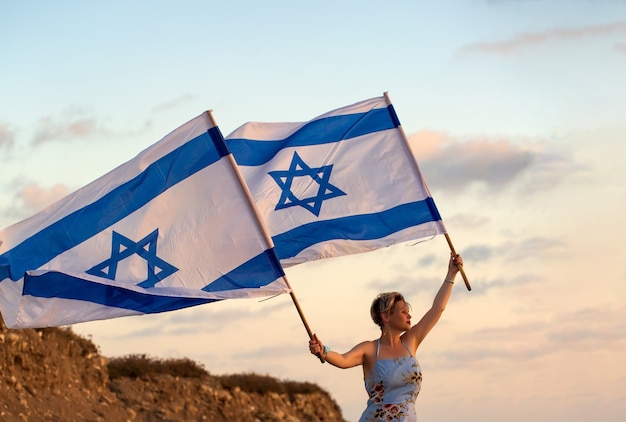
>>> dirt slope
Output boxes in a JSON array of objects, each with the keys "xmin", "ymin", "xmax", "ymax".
[{"xmin": 0, "ymin": 316, "xmax": 344, "ymax": 422}]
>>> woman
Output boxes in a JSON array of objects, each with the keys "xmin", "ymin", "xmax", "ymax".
[{"xmin": 308, "ymin": 253, "xmax": 463, "ymax": 421}]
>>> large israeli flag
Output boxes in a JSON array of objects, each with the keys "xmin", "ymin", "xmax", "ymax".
[
  {"xmin": 0, "ymin": 112, "xmax": 288, "ymax": 328},
  {"xmin": 226, "ymin": 95, "xmax": 447, "ymax": 267}
]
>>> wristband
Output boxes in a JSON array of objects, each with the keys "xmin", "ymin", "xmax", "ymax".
[
  {"xmin": 323, "ymin": 345, "xmax": 331, "ymax": 356},
  {"xmin": 444, "ymin": 278, "xmax": 454, "ymax": 284}
]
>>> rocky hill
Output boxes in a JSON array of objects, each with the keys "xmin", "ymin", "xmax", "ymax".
[{"xmin": 0, "ymin": 316, "xmax": 345, "ymax": 422}]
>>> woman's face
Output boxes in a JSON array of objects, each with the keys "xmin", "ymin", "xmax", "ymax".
[{"xmin": 389, "ymin": 300, "xmax": 411, "ymax": 331}]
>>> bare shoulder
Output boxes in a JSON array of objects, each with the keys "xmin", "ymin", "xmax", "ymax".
[
  {"xmin": 358, "ymin": 339, "xmax": 378, "ymax": 354},
  {"xmin": 359, "ymin": 339, "xmax": 379, "ymax": 368},
  {"xmin": 400, "ymin": 330, "xmax": 420, "ymax": 353},
  {"xmin": 360, "ymin": 339, "xmax": 379, "ymax": 377}
]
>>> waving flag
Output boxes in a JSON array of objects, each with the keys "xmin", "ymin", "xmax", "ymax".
[
  {"xmin": 0, "ymin": 112, "xmax": 289, "ymax": 328},
  {"xmin": 226, "ymin": 95, "xmax": 446, "ymax": 266}
]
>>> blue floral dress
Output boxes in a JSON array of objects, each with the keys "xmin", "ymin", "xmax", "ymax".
[{"xmin": 359, "ymin": 340, "xmax": 422, "ymax": 422}]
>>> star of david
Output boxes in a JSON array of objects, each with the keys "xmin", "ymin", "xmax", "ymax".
[
  {"xmin": 86, "ymin": 229, "xmax": 178, "ymax": 288},
  {"xmin": 268, "ymin": 151, "xmax": 346, "ymax": 217}
]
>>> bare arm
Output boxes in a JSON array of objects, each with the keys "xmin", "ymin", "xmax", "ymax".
[
  {"xmin": 404, "ymin": 253, "xmax": 463, "ymax": 350},
  {"xmin": 308, "ymin": 333, "xmax": 371, "ymax": 369}
]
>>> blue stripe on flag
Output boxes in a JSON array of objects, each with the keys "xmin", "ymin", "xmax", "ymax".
[
  {"xmin": 272, "ymin": 198, "xmax": 440, "ymax": 260},
  {"xmin": 22, "ymin": 249, "xmax": 284, "ymax": 314},
  {"xmin": 1, "ymin": 129, "xmax": 227, "ymax": 282},
  {"xmin": 23, "ymin": 271, "xmax": 219, "ymax": 314},
  {"xmin": 202, "ymin": 249, "xmax": 285, "ymax": 292},
  {"xmin": 228, "ymin": 107, "xmax": 397, "ymax": 166},
  {"xmin": 208, "ymin": 126, "xmax": 230, "ymax": 157},
  {"xmin": 387, "ymin": 104, "xmax": 402, "ymax": 128}
]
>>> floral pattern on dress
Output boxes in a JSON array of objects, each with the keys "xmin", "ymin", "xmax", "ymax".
[
  {"xmin": 368, "ymin": 381, "xmax": 385, "ymax": 404},
  {"xmin": 360, "ymin": 353, "xmax": 422, "ymax": 422}
]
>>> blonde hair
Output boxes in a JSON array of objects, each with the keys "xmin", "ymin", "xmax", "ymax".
[{"xmin": 370, "ymin": 292, "xmax": 410, "ymax": 330}]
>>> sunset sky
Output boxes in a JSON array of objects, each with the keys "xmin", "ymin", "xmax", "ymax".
[{"xmin": 2, "ymin": 1, "xmax": 625, "ymax": 421}]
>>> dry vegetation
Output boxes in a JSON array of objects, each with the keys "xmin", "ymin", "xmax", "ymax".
[
  {"xmin": 108, "ymin": 353, "xmax": 331, "ymax": 398},
  {"xmin": 1, "ymin": 317, "xmax": 345, "ymax": 421}
]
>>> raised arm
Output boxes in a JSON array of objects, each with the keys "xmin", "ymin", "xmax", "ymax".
[{"xmin": 404, "ymin": 253, "xmax": 463, "ymax": 350}]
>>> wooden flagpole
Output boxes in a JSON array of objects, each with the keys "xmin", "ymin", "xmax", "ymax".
[
  {"xmin": 382, "ymin": 93, "xmax": 471, "ymax": 291},
  {"xmin": 206, "ymin": 111, "xmax": 325, "ymax": 362}
]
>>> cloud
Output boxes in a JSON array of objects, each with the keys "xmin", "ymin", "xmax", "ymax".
[
  {"xmin": 131, "ymin": 95, "xmax": 201, "ymax": 136},
  {"xmin": 409, "ymin": 131, "xmax": 534, "ymax": 192},
  {"xmin": 107, "ymin": 299, "xmax": 291, "ymax": 340},
  {"xmin": 471, "ymin": 272, "xmax": 544, "ymax": 296},
  {"xmin": 18, "ymin": 182, "xmax": 72, "ymax": 214},
  {"xmin": 363, "ymin": 233, "xmax": 556, "ymax": 296},
  {"xmin": 32, "ymin": 106, "xmax": 107, "ymax": 146},
  {"xmin": 546, "ymin": 306, "xmax": 626, "ymax": 345},
  {"xmin": 450, "ymin": 235, "xmax": 566, "ymax": 265},
  {"xmin": 408, "ymin": 130, "xmax": 580, "ymax": 195},
  {"xmin": 615, "ymin": 42, "xmax": 626, "ymax": 53},
  {"xmin": 517, "ymin": 148, "xmax": 587, "ymax": 193},
  {"xmin": 367, "ymin": 272, "xmax": 437, "ymax": 295},
  {"xmin": 417, "ymin": 253, "xmax": 438, "ymax": 267},
  {"xmin": 0, "ymin": 123, "xmax": 16, "ymax": 150},
  {"xmin": 152, "ymin": 94, "xmax": 198, "ymax": 113},
  {"xmin": 0, "ymin": 181, "xmax": 73, "ymax": 224},
  {"xmin": 459, "ymin": 22, "xmax": 626, "ymax": 56},
  {"xmin": 500, "ymin": 236, "xmax": 567, "ymax": 261},
  {"xmin": 446, "ymin": 214, "xmax": 491, "ymax": 230},
  {"xmin": 231, "ymin": 342, "xmax": 304, "ymax": 361},
  {"xmin": 432, "ymin": 304, "xmax": 626, "ymax": 368},
  {"xmin": 462, "ymin": 244, "xmax": 493, "ymax": 262}
]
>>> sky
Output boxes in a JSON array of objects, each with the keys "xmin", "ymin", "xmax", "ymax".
[{"xmin": 2, "ymin": 1, "xmax": 626, "ymax": 421}]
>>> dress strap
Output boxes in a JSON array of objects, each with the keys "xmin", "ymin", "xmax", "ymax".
[
  {"xmin": 376, "ymin": 339, "xmax": 381, "ymax": 360},
  {"xmin": 400, "ymin": 340, "xmax": 413, "ymax": 357}
]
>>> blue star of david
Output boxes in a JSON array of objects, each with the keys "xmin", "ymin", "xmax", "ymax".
[
  {"xmin": 268, "ymin": 151, "xmax": 346, "ymax": 217},
  {"xmin": 86, "ymin": 229, "xmax": 178, "ymax": 288}
]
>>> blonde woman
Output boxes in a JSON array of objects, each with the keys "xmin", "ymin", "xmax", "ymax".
[{"xmin": 309, "ymin": 253, "xmax": 463, "ymax": 421}]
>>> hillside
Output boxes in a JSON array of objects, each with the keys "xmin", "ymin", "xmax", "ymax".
[{"xmin": 0, "ymin": 316, "xmax": 345, "ymax": 422}]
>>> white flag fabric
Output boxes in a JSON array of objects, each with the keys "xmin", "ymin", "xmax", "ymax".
[
  {"xmin": 0, "ymin": 112, "xmax": 289, "ymax": 328},
  {"xmin": 226, "ymin": 95, "xmax": 447, "ymax": 267}
]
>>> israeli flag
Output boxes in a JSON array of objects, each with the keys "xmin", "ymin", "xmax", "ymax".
[
  {"xmin": 0, "ymin": 112, "xmax": 288, "ymax": 328},
  {"xmin": 226, "ymin": 95, "xmax": 447, "ymax": 267}
]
